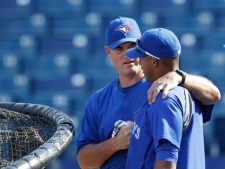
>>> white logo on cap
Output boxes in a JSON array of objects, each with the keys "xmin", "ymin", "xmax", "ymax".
[{"xmin": 115, "ymin": 22, "xmax": 132, "ymax": 35}]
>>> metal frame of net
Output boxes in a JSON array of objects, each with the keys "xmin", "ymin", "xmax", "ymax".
[{"xmin": 0, "ymin": 102, "xmax": 75, "ymax": 169}]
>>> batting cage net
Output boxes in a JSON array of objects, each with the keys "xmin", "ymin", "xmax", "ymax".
[{"xmin": 0, "ymin": 102, "xmax": 75, "ymax": 169}]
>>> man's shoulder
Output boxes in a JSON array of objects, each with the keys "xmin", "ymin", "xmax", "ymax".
[
  {"xmin": 166, "ymin": 86, "xmax": 186, "ymax": 98},
  {"xmin": 153, "ymin": 86, "xmax": 185, "ymax": 106},
  {"xmin": 170, "ymin": 85, "xmax": 185, "ymax": 93}
]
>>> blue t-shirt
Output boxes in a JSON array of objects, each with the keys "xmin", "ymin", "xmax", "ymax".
[
  {"xmin": 76, "ymin": 77, "xmax": 152, "ymax": 169},
  {"xmin": 126, "ymin": 86, "xmax": 209, "ymax": 169}
]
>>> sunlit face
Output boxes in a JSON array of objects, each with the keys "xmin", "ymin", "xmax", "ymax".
[{"xmin": 105, "ymin": 42, "xmax": 143, "ymax": 78}]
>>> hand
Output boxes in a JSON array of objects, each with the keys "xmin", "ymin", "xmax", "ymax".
[
  {"xmin": 113, "ymin": 121, "xmax": 133, "ymax": 150},
  {"xmin": 147, "ymin": 71, "xmax": 182, "ymax": 104}
]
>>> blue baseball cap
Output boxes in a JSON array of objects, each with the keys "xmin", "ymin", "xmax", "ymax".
[
  {"xmin": 105, "ymin": 16, "xmax": 141, "ymax": 50},
  {"xmin": 126, "ymin": 28, "xmax": 181, "ymax": 59}
]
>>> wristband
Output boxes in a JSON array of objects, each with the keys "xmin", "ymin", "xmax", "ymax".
[{"xmin": 175, "ymin": 70, "xmax": 187, "ymax": 85}]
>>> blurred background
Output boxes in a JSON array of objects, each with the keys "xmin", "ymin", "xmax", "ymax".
[{"xmin": 0, "ymin": 0, "xmax": 224, "ymax": 168}]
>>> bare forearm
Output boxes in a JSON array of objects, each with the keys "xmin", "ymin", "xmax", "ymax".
[
  {"xmin": 77, "ymin": 138, "xmax": 120, "ymax": 169},
  {"xmin": 77, "ymin": 123, "xmax": 133, "ymax": 168},
  {"xmin": 154, "ymin": 160, "xmax": 176, "ymax": 169},
  {"xmin": 183, "ymin": 74, "xmax": 221, "ymax": 105}
]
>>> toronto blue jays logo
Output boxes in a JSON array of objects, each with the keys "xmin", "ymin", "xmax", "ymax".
[{"xmin": 115, "ymin": 22, "xmax": 132, "ymax": 35}]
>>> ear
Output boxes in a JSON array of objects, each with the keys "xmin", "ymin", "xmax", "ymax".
[
  {"xmin": 152, "ymin": 58, "xmax": 159, "ymax": 67},
  {"xmin": 104, "ymin": 46, "xmax": 110, "ymax": 55}
]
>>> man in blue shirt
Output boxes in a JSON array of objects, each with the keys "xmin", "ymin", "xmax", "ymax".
[
  {"xmin": 76, "ymin": 17, "xmax": 220, "ymax": 169},
  {"xmin": 126, "ymin": 28, "xmax": 214, "ymax": 169}
]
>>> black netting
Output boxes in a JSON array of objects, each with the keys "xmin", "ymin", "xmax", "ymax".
[{"xmin": 0, "ymin": 108, "xmax": 57, "ymax": 168}]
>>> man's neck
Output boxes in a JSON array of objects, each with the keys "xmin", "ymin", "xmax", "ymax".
[{"xmin": 119, "ymin": 72, "xmax": 145, "ymax": 88}]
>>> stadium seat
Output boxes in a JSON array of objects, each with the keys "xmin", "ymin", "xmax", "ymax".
[
  {"xmin": 204, "ymin": 120, "xmax": 217, "ymax": 156},
  {"xmin": 28, "ymin": 92, "xmax": 75, "ymax": 115},
  {"xmin": 178, "ymin": 33, "xmax": 203, "ymax": 53},
  {"xmin": 0, "ymin": 53, "xmax": 22, "ymax": 77},
  {"xmin": 217, "ymin": 15, "xmax": 225, "ymax": 36},
  {"xmin": 28, "ymin": 76, "xmax": 91, "ymax": 115},
  {"xmin": 0, "ymin": 74, "xmax": 31, "ymax": 99},
  {"xmin": 23, "ymin": 53, "xmax": 76, "ymax": 78},
  {"xmin": 36, "ymin": 0, "xmax": 87, "ymax": 17},
  {"xmin": 92, "ymin": 36, "xmax": 106, "ymax": 54},
  {"xmin": 0, "ymin": 14, "xmax": 48, "ymax": 39},
  {"xmin": 193, "ymin": 0, "xmax": 225, "ymax": 12},
  {"xmin": 87, "ymin": 0, "xmax": 138, "ymax": 16},
  {"xmin": 202, "ymin": 36, "xmax": 225, "ymax": 50},
  {"xmin": 40, "ymin": 35, "xmax": 93, "ymax": 55},
  {"xmin": 205, "ymin": 156, "xmax": 225, "ymax": 169},
  {"xmin": 204, "ymin": 89, "xmax": 225, "ymax": 157},
  {"xmin": 179, "ymin": 51, "xmax": 205, "ymax": 74},
  {"xmin": 71, "ymin": 54, "xmax": 118, "ymax": 105},
  {"xmin": 0, "ymin": 0, "xmax": 34, "ymax": 19},
  {"xmin": 76, "ymin": 53, "xmax": 114, "ymax": 76},
  {"xmin": 88, "ymin": 68, "xmax": 118, "ymax": 92},
  {"xmin": 0, "ymin": 93, "xmax": 15, "ymax": 102},
  {"xmin": 213, "ymin": 117, "xmax": 225, "ymax": 154},
  {"xmin": 30, "ymin": 73, "xmax": 92, "ymax": 96},
  {"xmin": 0, "ymin": 35, "xmax": 37, "ymax": 57},
  {"xmin": 140, "ymin": 0, "xmax": 191, "ymax": 14},
  {"xmin": 213, "ymin": 100, "xmax": 225, "ymax": 118},
  {"xmin": 163, "ymin": 11, "xmax": 215, "ymax": 37},
  {"xmin": 89, "ymin": 53, "xmax": 114, "ymax": 70},
  {"xmin": 194, "ymin": 50, "xmax": 225, "ymax": 85},
  {"xmin": 135, "ymin": 11, "xmax": 160, "ymax": 33},
  {"xmin": 51, "ymin": 12, "xmax": 103, "ymax": 38}
]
